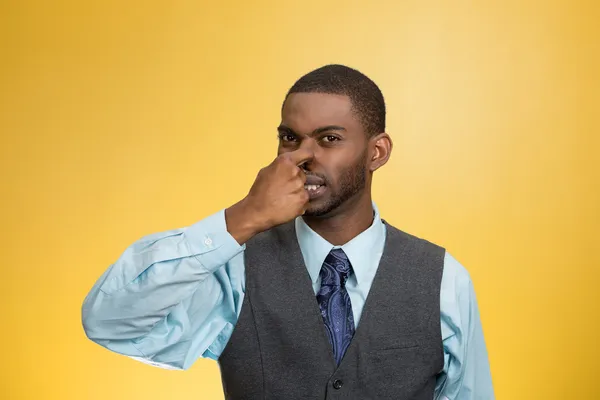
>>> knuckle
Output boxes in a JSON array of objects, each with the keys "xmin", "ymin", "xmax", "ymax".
[
  {"xmin": 278, "ymin": 152, "xmax": 292, "ymax": 162},
  {"xmin": 273, "ymin": 155, "xmax": 286, "ymax": 166}
]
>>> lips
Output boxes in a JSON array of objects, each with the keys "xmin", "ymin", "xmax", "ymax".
[
  {"xmin": 304, "ymin": 184, "xmax": 326, "ymax": 199},
  {"xmin": 303, "ymin": 175, "xmax": 326, "ymax": 199},
  {"xmin": 305, "ymin": 175, "xmax": 325, "ymax": 186}
]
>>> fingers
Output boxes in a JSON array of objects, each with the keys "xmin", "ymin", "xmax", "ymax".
[
  {"xmin": 298, "ymin": 167, "xmax": 307, "ymax": 184},
  {"xmin": 300, "ymin": 193, "xmax": 310, "ymax": 215}
]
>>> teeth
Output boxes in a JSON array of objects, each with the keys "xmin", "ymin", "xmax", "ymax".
[{"xmin": 304, "ymin": 185, "xmax": 321, "ymax": 191}]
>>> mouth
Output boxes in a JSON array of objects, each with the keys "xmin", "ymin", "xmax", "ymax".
[{"xmin": 304, "ymin": 184, "xmax": 327, "ymax": 200}]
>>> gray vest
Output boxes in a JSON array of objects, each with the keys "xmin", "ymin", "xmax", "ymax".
[{"xmin": 217, "ymin": 219, "xmax": 445, "ymax": 399}]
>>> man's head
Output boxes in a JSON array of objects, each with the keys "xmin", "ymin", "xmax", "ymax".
[{"xmin": 278, "ymin": 64, "xmax": 392, "ymax": 218}]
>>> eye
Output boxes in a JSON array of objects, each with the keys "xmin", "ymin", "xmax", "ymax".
[
  {"xmin": 322, "ymin": 135, "xmax": 340, "ymax": 143},
  {"xmin": 278, "ymin": 133, "xmax": 297, "ymax": 142}
]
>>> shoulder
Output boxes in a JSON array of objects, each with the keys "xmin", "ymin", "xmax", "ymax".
[
  {"xmin": 382, "ymin": 219, "xmax": 446, "ymax": 258},
  {"xmin": 440, "ymin": 251, "xmax": 473, "ymax": 298},
  {"xmin": 381, "ymin": 220, "xmax": 472, "ymax": 290}
]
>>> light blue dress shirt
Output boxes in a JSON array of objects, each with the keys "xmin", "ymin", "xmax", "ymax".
[{"xmin": 82, "ymin": 203, "xmax": 494, "ymax": 399}]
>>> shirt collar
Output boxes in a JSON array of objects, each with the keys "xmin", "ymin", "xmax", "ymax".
[{"xmin": 294, "ymin": 202, "xmax": 385, "ymax": 285}]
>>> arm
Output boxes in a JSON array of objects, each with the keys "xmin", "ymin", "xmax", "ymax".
[
  {"xmin": 81, "ymin": 209, "xmax": 246, "ymax": 370},
  {"xmin": 435, "ymin": 252, "xmax": 495, "ymax": 400},
  {"xmin": 82, "ymin": 149, "xmax": 313, "ymax": 370}
]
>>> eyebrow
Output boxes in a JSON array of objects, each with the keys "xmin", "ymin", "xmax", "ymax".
[{"xmin": 277, "ymin": 124, "xmax": 347, "ymax": 137}]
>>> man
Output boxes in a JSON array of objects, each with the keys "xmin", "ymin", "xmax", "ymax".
[{"xmin": 82, "ymin": 64, "xmax": 494, "ymax": 399}]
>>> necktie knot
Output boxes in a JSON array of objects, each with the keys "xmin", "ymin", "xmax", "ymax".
[{"xmin": 319, "ymin": 248, "xmax": 353, "ymax": 287}]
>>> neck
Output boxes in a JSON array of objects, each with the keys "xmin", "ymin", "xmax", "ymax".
[{"xmin": 302, "ymin": 192, "xmax": 375, "ymax": 246}]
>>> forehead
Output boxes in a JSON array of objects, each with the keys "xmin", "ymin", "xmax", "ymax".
[{"xmin": 281, "ymin": 92, "xmax": 361, "ymax": 133}]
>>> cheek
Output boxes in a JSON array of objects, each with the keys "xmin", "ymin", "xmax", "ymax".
[{"xmin": 320, "ymin": 158, "xmax": 350, "ymax": 184}]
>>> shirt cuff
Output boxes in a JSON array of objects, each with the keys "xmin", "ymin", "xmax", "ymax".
[{"xmin": 185, "ymin": 208, "xmax": 245, "ymax": 273}]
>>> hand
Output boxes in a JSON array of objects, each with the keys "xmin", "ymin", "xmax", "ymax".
[{"xmin": 225, "ymin": 148, "xmax": 314, "ymax": 244}]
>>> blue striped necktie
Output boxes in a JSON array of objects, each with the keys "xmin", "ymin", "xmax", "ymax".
[{"xmin": 316, "ymin": 248, "xmax": 356, "ymax": 366}]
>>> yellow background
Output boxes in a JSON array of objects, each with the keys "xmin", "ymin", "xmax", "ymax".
[{"xmin": 1, "ymin": 0, "xmax": 598, "ymax": 399}]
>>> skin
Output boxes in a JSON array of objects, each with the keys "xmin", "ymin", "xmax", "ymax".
[
  {"xmin": 278, "ymin": 93, "xmax": 393, "ymax": 244},
  {"xmin": 225, "ymin": 92, "xmax": 392, "ymax": 246}
]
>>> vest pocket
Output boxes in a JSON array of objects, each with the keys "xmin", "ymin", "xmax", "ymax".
[
  {"xmin": 364, "ymin": 344, "xmax": 437, "ymax": 397},
  {"xmin": 369, "ymin": 336, "xmax": 422, "ymax": 352}
]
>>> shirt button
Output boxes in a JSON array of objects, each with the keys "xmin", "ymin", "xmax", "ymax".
[
  {"xmin": 204, "ymin": 237, "xmax": 213, "ymax": 246},
  {"xmin": 332, "ymin": 379, "xmax": 343, "ymax": 389}
]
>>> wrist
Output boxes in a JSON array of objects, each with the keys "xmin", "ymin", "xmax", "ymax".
[{"xmin": 225, "ymin": 197, "xmax": 264, "ymax": 245}]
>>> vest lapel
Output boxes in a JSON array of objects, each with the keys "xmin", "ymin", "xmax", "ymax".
[
  {"xmin": 274, "ymin": 221, "xmax": 339, "ymax": 371},
  {"xmin": 328, "ymin": 220, "xmax": 396, "ymax": 368}
]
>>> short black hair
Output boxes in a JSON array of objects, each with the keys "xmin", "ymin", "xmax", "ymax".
[{"xmin": 283, "ymin": 64, "xmax": 386, "ymax": 137}]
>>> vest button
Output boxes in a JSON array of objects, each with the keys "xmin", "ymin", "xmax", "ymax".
[{"xmin": 332, "ymin": 379, "xmax": 343, "ymax": 389}]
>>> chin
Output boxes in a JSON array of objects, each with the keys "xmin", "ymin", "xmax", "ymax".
[{"xmin": 304, "ymin": 201, "xmax": 336, "ymax": 218}]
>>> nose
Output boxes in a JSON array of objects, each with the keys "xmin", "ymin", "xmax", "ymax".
[{"xmin": 298, "ymin": 138, "xmax": 318, "ymax": 171}]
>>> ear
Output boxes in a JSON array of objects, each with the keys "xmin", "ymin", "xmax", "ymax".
[{"xmin": 368, "ymin": 132, "xmax": 393, "ymax": 172}]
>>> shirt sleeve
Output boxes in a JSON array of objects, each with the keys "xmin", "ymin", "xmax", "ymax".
[
  {"xmin": 435, "ymin": 252, "xmax": 495, "ymax": 399},
  {"xmin": 81, "ymin": 209, "xmax": 246, "ymax": 370}
]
